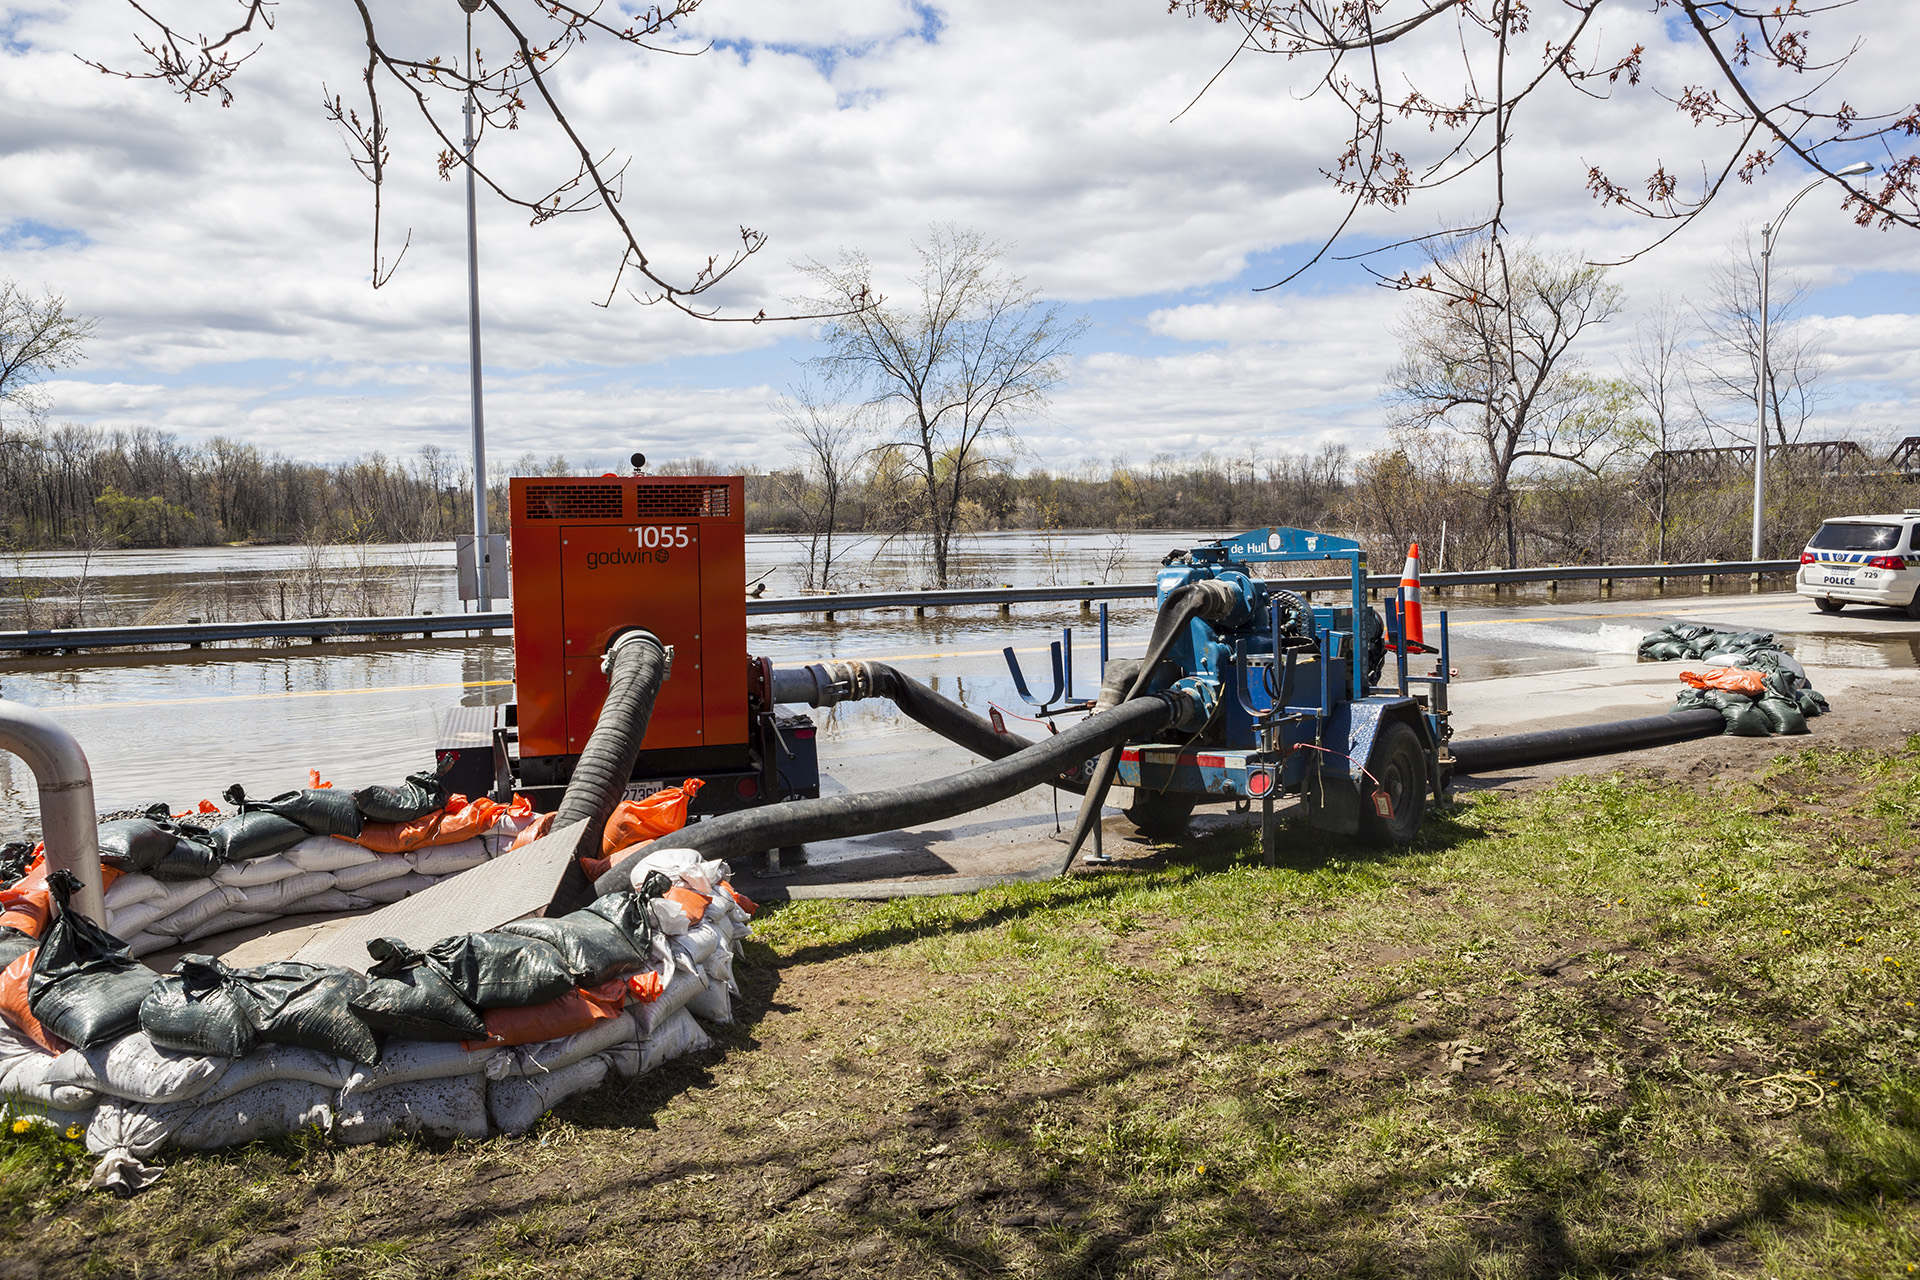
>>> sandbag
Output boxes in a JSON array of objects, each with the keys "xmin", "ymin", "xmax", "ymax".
[
  {"xmin": 492, "ymin": 998, "xmax": 637, "ymax": 1078},
  {"xmin": 340, "ymin": 1039, "xmax": 498, "ymax": 1093},
  {"xmin": 508, "ymin": 811, "xmax": 556, "ymax": 852},
  {"xmin": 1757, "ymin": 697, "xmax": 1810, "ymax": 735},
  {"xmin": 45, "ymin": 1030, "xmax": 227, "ymax": 1104},
  {"xmin": 1680, "ymin": 667, "xmax": 1769, "ymax": 697},
  {"xmin": 487, "ymin": 1053, "xmax": 610, "ymax": 1136},
  {"xmin": 95, "ymin": 818, "xmax": 182, "ymax": 873},
  {"xmin": 0, "ymin": 1017, "xmax": 98, "ymax": 1111},
  {"xmin": 636, "ymin": 1007, "xmax": 714, "ymax": 1074},
  {"xmin": 181, "ymin": 910, "xmax": 276, "ymax": 944},
  {"xmin": 208, "ymin": 811, "xmax": 308, "ymax": 863},
  {"xmin": 351, "ymin": 938, "xmax": 487, "ymax": 1042},
  {"xmin": 125, "ymin": 933, "xmax": 172, "ymax": 961},
  {"xmin": 147, "ymin": 876, "xmax": 226, "ymax": 918},
  {"xmin": 213, "ymin": 854, "xmax": 302, "ymax": 888},
  {"xmin": 601, "ymin": 780, "xmax": 704, "ymax": 856},
  {"xmin": 425, "ymin": 933, "xmax": 574, "ymax": 1010},
  {"xmin": 139, "ymin": 956, "xmax": 257, "ymax": 1059},
  {"xmin": 27, "ymin": 871, "xmax": 154, "ymax": 1048},
  {"xmin": 223, "ymin": 783, "xmax": 363, "ymax": 838},
  {"xmin": 195, "ymin": 1044, "xmax": 353, "ymax": 1107},
  {"xmin": 226, "ymin": 962, "xmax": 381, "ymax": 1065},
  {"xmin": 335, "ymin": 1071, "xmax": 487, "ymax": 1144},
  {"xmin": 1721, "ymin": 701, "xmax": 1771, "ymax": 736},
  {"xmin": 464, "ymin": 979, "xmax": 626, "ymax": 1049},
  {"xmin": 330, "ymin": 855, "xmax": 414, "ymax": 892},
  {"xmin": 684, "ymin": 978, "xmax": 734, "ymax": 1025},
  {"xmin": 352, "ymin": 761, "xmax": 452, "ymax": 825},
  {"xmin": 408, "ymin": 840, "xmax": 492, "ymax": 876},
  {"xmin": 170, "ymin": 1078, "xmax": 333, "ymax": 1150},
  {"xmin": 632, "ymin": 967, "xmax": 708, "ymax": 1037},
  {"xmin": 1797, "ymin": 687, "xmax": 1830, "ymax": 718},
  {"xmin": 150, "ymin": 884, "xmax": 244, "ymax": 938},
  {"xmin": 104, "ymin": 874, "xmax": 165, "ymax": 911},
  {"xmin": 279, "ymin": 888, "xmax": 371, "ymax": 916},
  {"xmin": 354, "ymin": 872, "xmax": 439, "ymax": 904},
  {"xmin": 227, "ymin": 870, "xmax": 335, "ymax": 916},
  {"xmin": 498, "ymin": 909, "xmax": 648, "ymax": 986},
  {"xmin": 0, "ymin": 873, "xmax": 52, "ymax": 939},
  {"xmin": 0, "ymin": 930, "xmax": 33, "ymax": 973},
  {"xmin": 282, "ymin": 837, "xmax": 376, "ymax": 873},
  {"xmin": 0, "ymin": 842, "xmax": 33, "ymax": 886},
  {"xmin": 148, "ymin": 835, "xmax": 223, "ymax": 882}
]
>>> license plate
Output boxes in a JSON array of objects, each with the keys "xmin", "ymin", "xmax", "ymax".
[
  {"xmin": 620, "ymin": 780, "xmax": 666, "ymax": 803},
  {"xmin": 1822, "ymin": 573, "xmax": 1856, "ymax": 586}
]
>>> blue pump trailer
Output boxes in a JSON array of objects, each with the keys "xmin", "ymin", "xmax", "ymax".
[{"xmin": 1101, "ymin": 525, "xmax": 1451, "ymax": 856}]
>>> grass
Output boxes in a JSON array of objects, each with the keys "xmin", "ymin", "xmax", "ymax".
[{"xmin": 5, "ymin": 738, "xmax": 1920, "ymax": 1278}]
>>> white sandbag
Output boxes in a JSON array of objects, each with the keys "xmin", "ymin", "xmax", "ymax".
[
  {"xmin": 684, "ymin": 980, "xmax": 734, "ymax": 1026},
  {"xmin": 629, "ymin": 848, "xmax": 728, "ymax": 897},
  {"xmin": 636, "ymin": 1008, "xmax": 713, "ymax": 1074},
  {"xmin": 671, "ymin": 921, "xmax": 726, "ymax": 968},
  {"xmin": 330, "ymin": 854, "xmax": 414, "ymax": 892},
  {"xmin": 486, "ymin": 1053, "xmax": 608, "ymax": 1136},
  {"xmin": 492, "ymin": 1009, "xmax": 638, "ymax": 1079},
  {"xmin": 488, "ymin": 809, "xmax": 540, "ymax": 842},
  {"xmin": 354, "ymin": 872, "xmax": 439, "ymax": 905},
  {"xmin": 170, "ymin": 1079, "xmax": 334, "ymax": 1150},
  {"xmin": 213, "ymin": 854, "xmax": 302, "ymax": 888},
  {"xmin": 335, "ymin": 1072, "xmax": 488, "ymax": 1144},
  {"xmin": 198, "ymin": 1045, "xmax": 353, "ymax": 1106},
  {"xmin": 148, "ymin": 876, "xmax": 225, "ymax": 919},
  {"xmin": 45, "ymin": 1031, "xmax": 229, "ymax": 1104},
  {"xmin": 127, "ymin": 932, "xmax": 173, "ymax": 960},
  {"xmin": 341, "ymin": 1039, "xmax": 499, "ymax": 1093},
  {"xmin": 182, "ymin": 909, "xmax": 280, "ymax": 943},
  {"xmin": 704, "ymin": 946, "xmax": 739, "ymax": 996},
  {"xmin": 107, "ymin": 898, "xmax": 172, "ymax": 941},
  {"xmin": 87, "ymin": 1093, "xmax": 190, "ymax": 1158},
  {"xmin": 648, "ymin": 895, "xmax": 692, "ymax": 937},
  {"xmin": 151, "ymin": 884, "xmax": 244, "ymax": 937},
  {"xmin": 0, "ymin": 1020, "xmax": 99, "ymax": 1111},
  {"xmin": 631, "ymin": 967, "xmax": 708, "ymax": 1036},
  {"xmin": 278, "ymin": 888, "xmax": 371, "ymax": 916},
  {"xmin": 603, "ymin": 1040, "xmax": 641, "ymax": 1080},
  {"xmin": 228, "ymin": 870, "xmax": 335, "ymax": 915},
  {"xmin": 282, "ymin": 836, "xmax": 377, "ymax": 873},
  {"xmin": 105, "ymin": 873, "xmax": 165, "ymax": 910},
  {"xmin": 407, "ymin": 839, "xmax": 491, "ymax": 876},
  {"xmin": 704, "ymin": 894, "xmax": 748, "ymax": 935}
]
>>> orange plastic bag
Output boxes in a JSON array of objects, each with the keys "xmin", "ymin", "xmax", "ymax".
[
  {"xmin": 1679, "ymin": 668, "xmax": 1768, "ymax": 697},
  {"xmin": 0, "ymin": 867, "xmax": 52, "ymax": 939},
  {"xmin": 601, "ymin": 779, "xmax": 704, "ymax": 857},
  {"xmin": 626, "ymin": 971, "xmax": 665, "ymax": 1003},
  {"xmin": 309, "ymin": 770, "xmax": 333, "ymax": 789},
  {"xmin": 353, "ymin": 813, "xmax": 442, "ymax": 855},
  {"xmin": 428, "ymin": 796, "xmax": 503, "ymax": 847},
  {"xmin": 0, "ymin": 949, "xmax": 65, "ymax": 1054},
  {"xmin": 509, "ymin": 811, "xmax": 556, "ymax": 853},
  {"xmin": 462, "ymin": 978, "xmax": 627, "ymax": 1049},
  {"xmin": 664, "ymin": 885, "xmax": 711, "ymax": 923},
  {"xmin": 720, "ymin": 882, "xmax": 757, "ymax": 918}
]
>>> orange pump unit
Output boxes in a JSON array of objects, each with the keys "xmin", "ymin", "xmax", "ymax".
[{"xmin": 507, "ymin": 473, "xmax": 801, "ymax": 810}]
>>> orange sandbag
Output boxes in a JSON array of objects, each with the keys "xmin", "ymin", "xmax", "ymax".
[
  {"xmin": 0, "ymin": 949, "xmax": 65, "ymax": 1054},
  {"xmin": 0, "ymin": 869, "xmax": 52, "ymax": 940},
  {"xmin": 426, "ymin": 796, "xmax": 503, "ymax": 847},
  {"xmin": 601, "ymin": 779, "xmax": 704, "ymax": 857},
  {"xmin": 720, "ymin": 881, "xmax": 757, "ymax": 917},
  {"xmin": 354, "ymin": 813, "xmax": 443, "ymax": 855},
  {"xmin": 1679, "ymin": 667, "xmax": 1768, "ymax": 697},
  {"xmin": 509, "ymin": 811, "xmax": 556, "ymax": 853},
  {"xmin": 462, "ymin": 978, "xmax": 627, "ymax": 1049},
  {"xmin": 664, "ymin": 885, "xmax": 711, "ymax": 922},
  {"xmin": 626, "ymin": 971, "xmax": 665, "ymax": 1003}
]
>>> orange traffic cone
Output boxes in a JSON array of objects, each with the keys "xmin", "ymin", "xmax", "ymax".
[{"xmin": 1394, "ymin": 542, "xmax": 1428, "ymax": 653}]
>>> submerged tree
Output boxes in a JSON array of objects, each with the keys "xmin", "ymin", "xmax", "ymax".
[
  {"xmin": 797, "ymin": 226, "xmax": 1086, "ymax": 587},
  {"xmin": 0, "ymin": 281, "xmax": 95, "ymax": 430}
]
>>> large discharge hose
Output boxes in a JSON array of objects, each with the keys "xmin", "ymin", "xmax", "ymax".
[
  {"xmin": 1449, "ymin": 707, "xmax": 1726, "ymax": 775},
  {"xmin": 554, "ymin": 628, "xmax": 671, "ymax": 860},
  {"xmin": 593, "ymin": 692, "xmax": 1188, "ymax": 897}
]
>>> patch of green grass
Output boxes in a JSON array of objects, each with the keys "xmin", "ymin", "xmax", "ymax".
[{"xmin": 0, "ymin": 1113, "xmax": 90, "ymax": 1234}]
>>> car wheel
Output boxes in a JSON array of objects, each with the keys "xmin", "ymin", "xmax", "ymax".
[
  {"xmin": 1124, "ymin": 789, "xmax": 1197, "ymax": 839},
  {"xmin": 1815, "ymin": 597, "xmax": 1845, "ymax": 614},
  {"xmin": 1356, "ymin": 721, "xmax": 1428, "ymax": 847},
  {"xmin": 1908, "ymin": 587, "xmax": 1920, "ymax": 621}
]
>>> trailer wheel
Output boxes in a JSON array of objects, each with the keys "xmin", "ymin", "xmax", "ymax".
[
  {"xmin": 1125, "ymin": 789, "xmax": 1197, "ymax": 839},
  {"xmin": 1356, "ymin": 721, "xmax": 1427, "ymax": 847}
]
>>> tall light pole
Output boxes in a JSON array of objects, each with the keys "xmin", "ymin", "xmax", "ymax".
[
  {"xmin": 459, "ymin": 0, "xmax": 491, "ymax": 609},
  {"xmin": 1751, "ymin": 160, "xmax": 1874, "ymax": 559}
]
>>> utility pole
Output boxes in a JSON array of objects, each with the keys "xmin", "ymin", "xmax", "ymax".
[{"xmin": 460, "ymin": 0, "xmax": 491, "ymax": 609}]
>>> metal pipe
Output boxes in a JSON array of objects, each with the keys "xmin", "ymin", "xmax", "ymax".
[{"xmin": 0, "ymin": 702, "xmax": 105, "ymax": 923}]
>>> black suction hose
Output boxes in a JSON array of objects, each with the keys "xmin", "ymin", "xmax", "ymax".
[
  {"xmin": 554, "ymin": 628, "xmax": 671, "ymax": 860},
  {"xmin": 1450, "ymin": 708, "xmax": 1726, "ymax": 775},
  {"xmin": 594, "ymin": 693, "xmax": 1185, "ymax": 896}
]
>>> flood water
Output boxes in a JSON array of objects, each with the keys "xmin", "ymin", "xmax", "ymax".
[{"xmin": 3, "ymin": 532, "xmax": 1915, "ymax": 831}]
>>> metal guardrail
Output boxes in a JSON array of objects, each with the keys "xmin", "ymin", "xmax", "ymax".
[{"xmin": 0, "ymin": 560, "xmax": 1798, "ymax": 653}]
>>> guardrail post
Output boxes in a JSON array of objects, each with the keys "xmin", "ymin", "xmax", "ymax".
[
  {"xmin": 1749, "ymin": 571, "xmax": 1761, "ymax": 593},
  {"xmin": 1700, "ymin": 572, "xmax": 1712, "ymax": 594},
  {"xmin": 1000, "ymin": 585, "xmax": 1013, "ymax": 616},
  {"xmin": 1601, "ymin": 577, "xmax": 1612, "ymax": 598}
]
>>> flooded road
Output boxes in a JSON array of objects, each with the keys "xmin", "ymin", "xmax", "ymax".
[{"xmin": 5, "ymin": 532, "xmax": 1918, "ymax": 830}]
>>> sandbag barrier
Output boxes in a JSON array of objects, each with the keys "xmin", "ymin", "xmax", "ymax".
[
  {"xmin": 1638, "ymin": 624, "xmax": 1833, "ymax": 736},
  {"xmin": 0, "ymin": 771, "xmax": 744, "ymax": 1190}
]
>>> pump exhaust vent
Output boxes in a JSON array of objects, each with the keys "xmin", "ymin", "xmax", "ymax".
[
  {"xmin": 635, "ymin": 484, "xmax": 730, "ymax": 519},
  {"xmin": 524, "ymin": 484, "xmax": 623, "ymax": 521}
]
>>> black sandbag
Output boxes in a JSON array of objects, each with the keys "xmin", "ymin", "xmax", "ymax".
[
  {"xmin": 1721, "ymin": 701, "xmax": 1771, "ymax": 737},
  {"xmin": 95, "ymin": 818, "xmax": 182, "ymax": 872},
  {"xmin": 1796, "ymin": 687, "xmax": 1830, "ymax": 718},
  {"xmin": 26, "ymin": 870, "xmax": 155, "ymax": 1048},
  {"xmin": 350, "ymin": 938, "xmax": 486, "ymax": 1041},
  {"xmin": 498, "ymin": 913, "xmax": 646, "ymax": 986},
  {"xmin": 0, "ymin": 927, "xmax": 33, "ymax": 970},
  {"xmin": 1671, "ymin": 688, "xmax": 1713, "ymax": 712},
  {"xmin": 226, "ymin": 961, "xmax": 381, "ymax": 1064},
  {"xmin": 139, "ymin": 955, "xmax": 258, "ymax": 1058},
  {"xmin": 423, "ymin": 932, "xmax": 574, "ymax": 1009},
  {"xmin": 208, "ymin": 810, "xmax": 308, "ymax": 862},
  {"xmin": 353, "ymin": 759, "xmax": 453, "ymax": 824},
  {"xmin": 223, "ymin": 784, "xmax": 363, "ymax": 838},
  {"xmin": 1757, "ymin": 697, "xmax": 1810, "ymax": 735},
  {"xmin": 0, "ymin": 842, "xmax": 32, "ymax": 887},
  {"xmin": 148, "ymin": 835, "xmax": 222, "ymax": 881}
]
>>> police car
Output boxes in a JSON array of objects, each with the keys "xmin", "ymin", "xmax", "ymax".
[{"xmin": 1796, "ymin": 510, "xmax": 1920, "ymax": 618}]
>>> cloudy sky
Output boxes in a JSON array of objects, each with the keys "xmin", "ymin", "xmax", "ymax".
[{"xmin": 3, "ymin": 0, "xmax": 1915, "ymax": 477}]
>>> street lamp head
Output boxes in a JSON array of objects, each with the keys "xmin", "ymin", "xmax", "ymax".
[
  {"xmin": 458, "ymin": 0, "xmax": 484, "ymax": 12},
  {"xmin": 1835, "ymin": 160, "xmax": 1875, "ymax": 177}
]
